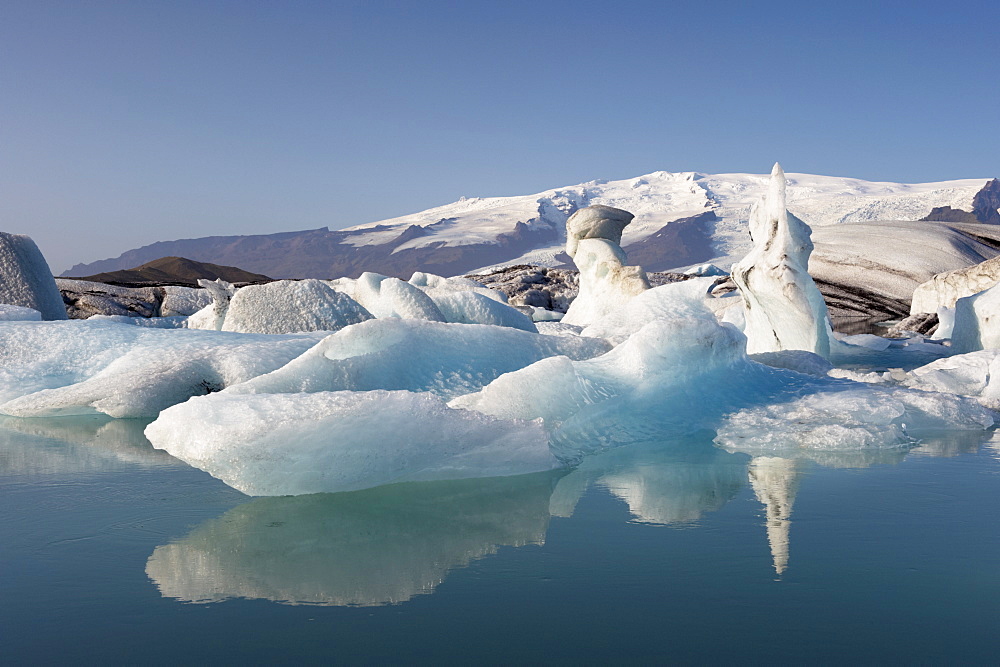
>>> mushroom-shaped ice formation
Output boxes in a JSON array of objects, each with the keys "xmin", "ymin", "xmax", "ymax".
[
  {"xmin": 0, "ymin": 232, "xmax": 66, "ymax": 320},
  {"xmin": 731, "ymin": 164, "xmax": 831, "ymax": 358},
  {"xmin": 561, "ymin": 206, "xmax": 650, "ymax": 326},
  {"xmin": 565, "ymin": 204, "xmax": 635, "ymax": 259}
]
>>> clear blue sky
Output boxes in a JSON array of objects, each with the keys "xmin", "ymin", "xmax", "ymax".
[{"xmin": 2, "ymin": 0, "xmax": 998, "ymax": 273}]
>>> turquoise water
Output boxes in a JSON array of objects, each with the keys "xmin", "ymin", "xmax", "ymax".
[{"xmin": 2, "ymin": 416, "xmax": 999, "ymax": 663}]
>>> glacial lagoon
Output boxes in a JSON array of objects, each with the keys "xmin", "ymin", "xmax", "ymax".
[{"xmin": 2, "ymin": 416, "xmax": 998, "ymax": 663}]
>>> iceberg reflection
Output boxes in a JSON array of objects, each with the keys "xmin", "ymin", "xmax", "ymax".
[
  {"xmin": 147, "ymin": 471, "xmax": 562, "ymax": 606},
  {"xmin": 549, "ymin": 440, "xmax": 749, "ymax": 525},
  {"xmin": 0, "ymin": 415, "xmax": 176, "ymax": 475}
]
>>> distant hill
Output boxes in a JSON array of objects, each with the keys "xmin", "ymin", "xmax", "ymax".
[
  {"xmin": 64, "ymin": 171, "xmax": 997, "ymax": 281},
  {"xmin": 69, "ymin": 256, "xmax": 272, "ymax": 286}
]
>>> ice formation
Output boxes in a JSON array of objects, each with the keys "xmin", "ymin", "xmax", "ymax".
[
  {"xmin": 145, "ymin": 472, "xmax": 556, "ymax": 606},
  {"xmin": 911, "ymin": 255, "xmax": 1000, "ymax": 315},
  {"xmin": 560, "ymin": 205, "xmax": 651, "ymax": 327},
  {"xmin": 0, "ymin": 232, "xmax": 66, "ymax": 320},
  {"xmin": 429, "ymin": 291, "xmax": 536, "ymax": 331},
  {"xmin": 561, "ymin": 239, "xmax": 651, "ymax": 326},
  {"xmin": 409, "ymin": 271, "xmax": 507, "ymax": 303},
  {"xmin": 187, "ymin": 279, "xmax": 236, "ymax": 330},
  {"xmin": 221, "ymin": 279, "xmax": 372, "ymax": 334},
  {"xmin": 0, "ymin": 320, "xmax": 326, "ymax": 418},
  {"xmin": 161, "ymin": 286, "xmax": 212, "ymax": 317},
  {"xmin": 904, "ymin": 349, "xmax": 1000, "ymax": 409},
  {"xmin": 565, "ymin": 204, "xmax": 635, "ymax": 259},
  {"xmin": 222, "ymin": 318, "xmax": 610, "ymax": 399},
  {"xmin": 951, "ymin": 283, "xmax": 1000, "ymax": 354},
  {"xmin": 0, "ymin": 304, "xmax": 42, "ymax": 321},
  {"xmin": 731, "ymin": 164, "xmax": 831, "ymax": 358},
  {"xmin": 353, "ymin": 272, "xmax": 446, "ymax": 321},
  {"xmin": 145, "ymin": 390, "xmax": 557, "ymax": 495}
]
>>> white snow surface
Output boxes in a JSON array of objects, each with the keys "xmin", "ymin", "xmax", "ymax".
[
  {"xmin": 221, "ymin": 279, "xmax": 373, "ymax": 334},
  {"xmin": 145, "ymin": 390, "xmax": 557, "ymax": 496},
  {"xmin": 335, "ymin": 170, "xmax": 987, "ymax": 272},
  {"xmin": 222, "ymin": 318, "xmax": 611, "ymax": 399},
  {"xmin": 0, "ymin": 232, "xmax": 66, "ymax": 320},
  {"xmin": 0, "ymin": 320, "xmax": 327, "ymax": 418}
]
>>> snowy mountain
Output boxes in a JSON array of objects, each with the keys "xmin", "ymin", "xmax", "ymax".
[{"xmin": 66, "ymin": 172, "xmax": 998, "ymax": 280}]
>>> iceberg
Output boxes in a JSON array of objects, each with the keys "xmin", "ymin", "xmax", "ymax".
[
  {"xmin": 187, "ymin": 279, "xmax": 236, "ymax": 330},
  {"xmin": 161, "ymin": 286, "xmax": 212, "ymax": 317},
  {"xmin": 0, "ymin": 320, "xmax": 326, "ymax": 418},
  {"xmin": 0, "ymin": 232, "xmax": 66, "ymax": 320},
  {"xmin": 222, "ymin": 317, "xmax": 610, "ymax": 399},
  {"xmin": 731, "ymin": 164, "xmax": 830, "ymax": 358},
  {"xmin": 221, "ymin": 279, "xmax": 372, "ymax": 334},
  {"xmin": 911, "ymin": 255, "xmax": 1000, "ymax": 315},
  {"xmin": 560, "ymin": 205, "xmax": 650, "ymax": 327},
  {"xmin": 429, "ymin": 291, "xmax": 536, "ymax": 331},
  {"xmin": 145, "ymin": 390, "xmax": 557, "ymax": 495},
  {"xmin": 951, "ymin": 282, "xmax": 1000, "ymax": 354},
  {"xmin": 353, "ymin": 272, "xmax": 446, "ymax": 321}
]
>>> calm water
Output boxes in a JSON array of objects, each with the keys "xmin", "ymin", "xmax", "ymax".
[{"xmin": 2, "ymin": 416, "xmax": 999, "ymax": 664}]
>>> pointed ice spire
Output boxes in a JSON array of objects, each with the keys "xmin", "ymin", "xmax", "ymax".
[
  {"xmin": 732, "ymin": 164, "xmax": 831, "ymax": 358},
  {"xmin": 748, "ymin": 456, "xmax": 801, "ymax": 576}
]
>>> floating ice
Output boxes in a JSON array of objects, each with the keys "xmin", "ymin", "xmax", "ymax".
[
  {"xmin": 951, "ymin": 282, "xmax": 1000, "ymax": 353},
  {"xmin": 579, "ymin": 277, "xmax": 717, "ymax": 344},
  {"xmin": 221, "ymin": 279, "xmax": 372, "ymax": 334},
  {"xmin": 0, "ymin": 320, "xmax": 326, "ymax": 418},
  {"xmin": 561, "ymin": 238, "xmax": 650, "ymax": 326},
  {"xmin": 911, "ymin": 255, "xmax": 1000, "ymax": 315},
  {"xmin": 145, "ymin": 390, "xmax": 557, "ymax": 495},
  {"xmin": 161, "ymin": 286, "xmax": 212, "ymax": 317},
  {"xmin": 223, "ymin": 318, "xmax": 610, "ymax": 399},
  {"xmin": 430, "ymin": 291, "xmax": 536, "ymax": 331},
  {"xmin": 564, "ymin": 204, "xmax": 635, "ymax": 259},
  {"xmin": 187, "ymin": 279, "xmax": 236, "ymax": 330},
  {"xmin": 0, "ymin": 304, "xmax": 42, "ymax": 321},
  {"xmin": 353, "ymin": 272, "xmax": 446, "ymax": 321},
  {"xmin": 715, "ymin": 385, "xmax": 994, "ymax": 452},
  {"xmin": 731, "ymin": 164, "xmax": 831, "ymax": 358},
  {"xmin": 0, "ymin": 232, "xmax": 66, "ymax": 320},
  {"xmin": 409, "ymin": 271, "xmax": 507, "ymax": 303},
  {"xmin": 905, "ymin": 349, "xmax": 1000, "ymax": 409}
]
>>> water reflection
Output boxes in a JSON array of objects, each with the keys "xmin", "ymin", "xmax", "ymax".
[
  {"xmin": 549, "ymin": 441, "xmax": 749, "ymax": 525},
  {"xmin": 0, "ymin": 415, "xmax": 176, "ymax": 475},
  {"xmin": 144, "ymin": 430, "xmax": 997, "ymax": 605},
  {"xmin": 147, "ymin": 471, "xmax": 561, "ymax": 606}
]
